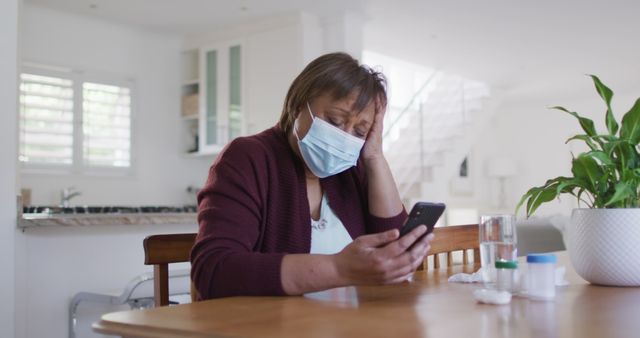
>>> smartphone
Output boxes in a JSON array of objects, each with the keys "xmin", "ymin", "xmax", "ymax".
[{"xmin": 399, "ymin": 202, "xmax": 446, "ymax": 237}]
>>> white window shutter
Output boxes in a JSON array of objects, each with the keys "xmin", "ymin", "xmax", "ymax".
[
  {"xmin": 82, "ymin": 82, "xmax": 132, "ymax": 168},
  {"xmin": 19, "ymin": 73, "xmax": 75, "ymax": 165}
]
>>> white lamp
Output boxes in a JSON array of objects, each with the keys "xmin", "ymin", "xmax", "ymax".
[{"xmin": 487, "ymin": 158, "xmax": 517, "ymax": 208}]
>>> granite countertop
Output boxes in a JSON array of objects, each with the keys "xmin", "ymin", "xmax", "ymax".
[{"xmin": 19, "ymin": 205, "xmax": 198, "ymax": 228}]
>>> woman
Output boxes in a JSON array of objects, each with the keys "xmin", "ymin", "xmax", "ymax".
[{"xmin": 191, "ymin": 52, "xmax": 434, "ymax": 299}]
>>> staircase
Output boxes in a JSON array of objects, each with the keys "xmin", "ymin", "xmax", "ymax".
[{"xmin": 382, "ymin": 70, "xmax": 496, "ymax": 205}]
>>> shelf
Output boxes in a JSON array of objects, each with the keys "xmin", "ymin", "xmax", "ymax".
[
  {"xmin": 182, "ymin": 79, "xmax": 199, "ymax": 86},
  {"xmin": 181, "ymin": 115, "xmax": 198, "ymax": 121},
  {"xmin": 180, "ymin": 43, "xmax": 244, "ymax": 160}
]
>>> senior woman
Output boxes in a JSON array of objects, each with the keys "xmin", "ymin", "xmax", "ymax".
[{"xmin": 191, "ymin": 52, "xmax": 434, "ymax": 299}]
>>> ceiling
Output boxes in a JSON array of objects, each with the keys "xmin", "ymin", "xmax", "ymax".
[
  {"xmin": 26, "ymin": 0, "xmax": 640, "ymax": 101},
  {"xmin": 25, "ymin": 0, "xmax": 366, "ymax": 35},
  {"xmin": 364, "ymin": 0, "xmax": 640, "ymax": 101}
]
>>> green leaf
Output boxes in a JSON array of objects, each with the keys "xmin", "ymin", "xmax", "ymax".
[
  {"xmin": 620, "ymin": 169, "xmax": 636, "ymax": 181},
  {"xmin": 556, "ymin": 178, "xmax": 588, "ymax": 195},
  {"xmin": 516, "ymin": 179, "xmax": 558, "ymax": 217},
  {"xmin": 565, "ymin": 135, "xmax": 597, "ymax": 151},
  {"xmin": 620, "ymin": 98, "xmax": 640, "ymax": 145},
  {"xmin": 589, "ymin": 75, "xmax": 618, "ymax": 135},
  {"xmin": 551, "ymin": 106, "xmax": 598, "ymax": 137},
  {"xmin": 604, "ymin": 182, "xmax": 634, "ymax": 207},
  {"xmin": 515, "ymin": 187, "xmax": 537, "ymax": 216},
  {"xmin": 575, "ymin": 187, "xmax": 592, "ymax": 208},
  {"xmin": 526, "ymin": 186, "xmax": 559, "ymax": 217},
  {"xmin": 595, "ymin": 134, "xmax": 618, "ymax": 142},
  {"xmin": 582, "ymin": 150, "xmax": 614, "ymax": 166},
  {"xmin": 608, "ymin": 140, "xmax": 637, "ymax": 169},
  {"xmin": 571, "ymin": 155, "xmax": 604, "ymax": 193}
]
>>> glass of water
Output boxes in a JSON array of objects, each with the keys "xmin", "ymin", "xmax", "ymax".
[{"xmin": 479, "ymin": 214, "xmax": 517, "ymax": 285}]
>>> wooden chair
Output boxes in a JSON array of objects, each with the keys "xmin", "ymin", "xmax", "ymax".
[
  {"xmin": 422, "ymin": 224, "xmax": 480, "ymax": 270},
  {"xmin": 143, "ymin": 233, "xmax": 197, "ymax": 307}
]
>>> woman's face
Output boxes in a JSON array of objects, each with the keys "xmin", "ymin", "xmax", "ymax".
[{"xmin": 294, "ymin": 91, "xmax": 376, "ymax": 141}]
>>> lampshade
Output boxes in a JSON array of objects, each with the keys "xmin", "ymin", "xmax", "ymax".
[{"xmin": 487, "ymin": 157, "xmax": 517, "ymax": 178}]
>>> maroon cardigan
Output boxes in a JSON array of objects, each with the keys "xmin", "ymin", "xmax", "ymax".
[{"xmin": 190, "ymin": 126, "xmax": 407, "ymax": 299}]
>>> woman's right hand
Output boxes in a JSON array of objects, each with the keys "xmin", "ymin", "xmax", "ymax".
[{"xmin": 332, "ymin": 225, "xmax": 435, "ymax": 285}]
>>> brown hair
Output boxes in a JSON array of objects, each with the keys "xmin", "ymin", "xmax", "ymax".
[{"xmin": 278, "ymin": 52, "xmax": 387, "ymax": 134}]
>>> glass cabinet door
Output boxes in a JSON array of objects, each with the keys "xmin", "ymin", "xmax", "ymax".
[
  {"xmin": 199, "ymin": 41, "xmax": 244, "ymax": 154},
  {"xmin": 205, "ymin": 50, "xmax": 218, "ymax": 146},
  {"xmin": 228, "ymin": 45, "xmax": 242, "ymax": 140}
]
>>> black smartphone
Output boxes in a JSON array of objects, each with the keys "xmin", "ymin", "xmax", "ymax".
[{"xmin": 399, "ymin": 202, "xmax": 446, "ymax": 237}]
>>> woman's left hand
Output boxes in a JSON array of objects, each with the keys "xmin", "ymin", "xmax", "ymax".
[{"xmin": 361, "ymin": 109, "xmax": 385, "ymax": 162}]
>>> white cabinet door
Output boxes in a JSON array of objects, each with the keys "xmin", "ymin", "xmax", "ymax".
[{"xmin": 198, "ymin": 41, "xmax": 245, "ymax": 154}]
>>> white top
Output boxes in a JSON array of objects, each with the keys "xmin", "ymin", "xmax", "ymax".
[{"xmin": 309, "ymin": 194, "xmax": 353, "ymax": 255}]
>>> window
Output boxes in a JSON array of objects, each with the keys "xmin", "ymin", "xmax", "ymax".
[
  {"xmin": 19, "ymin": 73, "xmax": 74, "ymax": 165},
  {"xmin": 82, "ymin": 82, "xmax": 131, "ymax": 167},
  {"xmin": 19, "ymin": 66, "xmax": 133, "ymax": 173}
]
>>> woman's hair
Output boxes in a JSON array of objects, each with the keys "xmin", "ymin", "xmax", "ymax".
[{"xmin": 278, "ymin": 52, "xmax": 387, "ymax": 134}]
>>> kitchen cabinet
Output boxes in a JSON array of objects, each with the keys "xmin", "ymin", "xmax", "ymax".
[{"xmin": 181, "ymin": 40, "xmax": 245, "ymax": 156}]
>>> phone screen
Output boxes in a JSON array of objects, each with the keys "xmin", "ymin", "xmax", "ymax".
[{"xmin": 399, "ymin": 202, "xmax": 446, "ymax": 237}]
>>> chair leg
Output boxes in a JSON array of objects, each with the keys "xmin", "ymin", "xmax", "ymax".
[
  {"xmin": 434, "ymin": 253, "xmax": 440, "ymax": 269},
  {"xmin": 69, "ymin": 296, "xmax": 79, "ymax": 338},
  {"xmin": 190, "ymin": 282, "xmax": 199, "ymax": 303},
  {"xmin": 154, "ymin": 264, "xmax": 169, "ymax": 307},
  {"xmin": 463, "ymin": 250, "xmax": 469, "ymax": 265}
]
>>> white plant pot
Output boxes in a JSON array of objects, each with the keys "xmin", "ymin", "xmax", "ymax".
[{"xmin": 567, "ymin": 208, "xmax": 640, "ymax": 286}]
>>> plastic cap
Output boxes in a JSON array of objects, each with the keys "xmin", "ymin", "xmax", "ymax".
[
  {"xmin": 495, "ymin": 260, "xmax": 518, "ymax": 269},
  {"xmin": 527, "ymin": 253, "xmax": 557, "ymax": 264}
]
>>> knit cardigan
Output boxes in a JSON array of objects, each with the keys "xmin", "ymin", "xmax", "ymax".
[{"xmin": 190, "ymin": 126, "xmax": 407, "ymax": 299}]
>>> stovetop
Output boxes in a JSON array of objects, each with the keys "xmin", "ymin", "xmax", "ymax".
[{"xmin": 23, "ymin": 205, "xmax": 198, "ymax": 215}]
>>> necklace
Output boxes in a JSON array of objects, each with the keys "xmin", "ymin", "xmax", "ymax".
[{"xmin": 311, "ymin": 218, "xmax": 327, "ymax": 230}]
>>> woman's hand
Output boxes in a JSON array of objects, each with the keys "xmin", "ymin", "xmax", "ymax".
[
  {"xmin": 359, "ymin": 107, "xmax": 404, "ymax": 218},
  {"xmin": 361, "ymin": 109, "xmax": 385, "ymax": 163},
  {"xmin": 331, "ymin": 225, "xmax": 435, "ymax": 285}
]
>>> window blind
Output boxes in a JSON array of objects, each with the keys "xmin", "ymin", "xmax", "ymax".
[
  {"xmin": 19, "ymin": 69, "xmax": 133, "ymax": 171},
  {"xmin": 19, "ymin": 73, "xmax": 74, "ymax": 165},
  {"xmin": 82, "ymin": 82, "xmax": 131, "ymax": 167}
]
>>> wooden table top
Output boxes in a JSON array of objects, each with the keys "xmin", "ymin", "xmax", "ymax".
[{"xmin": 94, "ymin": 252, "xmax": 640, "ymax": 338}]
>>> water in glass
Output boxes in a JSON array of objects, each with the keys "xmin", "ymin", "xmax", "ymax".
[{"xmin": 479, "ymin": 214, "xmax": 517, "ymax": 285}]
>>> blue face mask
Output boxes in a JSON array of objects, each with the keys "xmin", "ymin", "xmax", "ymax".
[{"xmin": 294, "ymin": 102, "xmax": 365, "ymax": 178}]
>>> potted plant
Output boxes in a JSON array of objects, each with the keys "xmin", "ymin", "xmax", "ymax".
[{"xmin": 517, "ymin": 75, "xmax": 640, "ymax": 286}]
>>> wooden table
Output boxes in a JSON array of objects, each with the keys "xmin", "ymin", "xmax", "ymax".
[{"xmin": 94, "ymin": 252, "xmax": 640, "ymax": 338}]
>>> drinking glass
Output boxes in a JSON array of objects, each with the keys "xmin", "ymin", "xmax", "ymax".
[{"xmin": 479, "ymin": 214, "xmax": 518, "ymax": 285}]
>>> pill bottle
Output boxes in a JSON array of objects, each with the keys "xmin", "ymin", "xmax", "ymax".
[{"xmin": 526, "ymin": 253, "xmax": 557, "ymax": 300}]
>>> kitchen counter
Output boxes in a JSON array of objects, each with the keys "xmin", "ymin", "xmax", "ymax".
[{"xmin": 19, "ymin": 206, "xmax": 198, "ymax": 228}]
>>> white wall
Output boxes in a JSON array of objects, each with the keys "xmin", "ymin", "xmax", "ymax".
[
  {"xmin": 245, "ymin": 25, "xmax": 304, "ymax": 133},
  {"xmin": 20, "ymin": 4, "xmax": 213, "ymax": 206},
  {"xmin": 0, "ymin": 1, "xmax": 19, "ymax": 337},
  {"xmin": 321, "ymin": 11, "xmax": 364, "ymax": 60}
]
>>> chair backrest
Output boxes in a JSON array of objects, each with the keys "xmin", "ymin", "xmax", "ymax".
[
  {"xmin": 422, "ymin": 224, "xmax": 480, "ymax": 270},
  {"xmin": 143, "ymin": 233, "xmax": 197, "ymax": 307}
]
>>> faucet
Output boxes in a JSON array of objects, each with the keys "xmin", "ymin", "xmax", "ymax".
[
  {"xmin": 186, "ymin": 185, "xmax": 201, "ymax": 194},
  {"xmin": 61, "ymin": 187, "xmax": 81, "ymax": 207}
]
